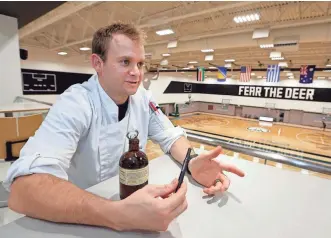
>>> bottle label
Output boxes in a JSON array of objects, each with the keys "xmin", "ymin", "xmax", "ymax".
[{"xmin": 119, "ymin": 166, "xmax": 149, "ymax": 186}]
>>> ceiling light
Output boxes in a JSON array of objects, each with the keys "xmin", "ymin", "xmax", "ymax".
[
  {"xmin": 225, "ymin": 59, "xmax": 235, "ymax": 62},
  {"xmin": 326, "ymin": 64, "xmax": 331, "ymax": 67},
  {"xmin": 260, "ymin": 44, "xmax": 274, "ymax": 48},
  {"xmin": 278, "ymin": 62, "xmax": 288, "ymax": 67},
  {"xmin": 233, "ymin": 13, "xmax": 260, "ymax": 23},
  {"xmin": 58, "ymin": 52, "xmax": 67, "ymax": 55},
  {"xmin": 167, "ymin": 40, "xmax": 177, "ymax": 48},
  {"xmin": 270, "ymin": 52, "xmax": 282, "ymax": 58},
  {"xmin": 182, "ymin": 67, "xmax": 190, "ymax": 70},
  {"xmin": 317, "ymin": 76, "xmax": 326, "ymax": 80},
  {"xmin": 288, "ymin": 76, "xmax": 294, "ymax": 79},
  {"xmin": 208, "ymin": 66, "xmax": 217, "ymax": 69},
  {"xmin": 162, "ymin": 53, "xmax": 171, "ymax": 57},
  {"xmin": 156, "ymin": 29, "xmax": 174, "ymax": 36},
  {"xmin": 201, "ymin": 49, "xmax": 214, "ymax": 53},
  {"xmin": 286, "ymin": 72, "xmax": 293, "ymax": 76},
  {"xmin": 189, "ymin": 61, "xmax": 198, "ymax": 64},
  {"xmin": 323, "ymin": 69, "xmax": 331, "ymax": 72},
  {"xmin": 257, "ymin": 76, "xmax": 262, "ymax": 79},
  {"xmin": 205, "ymin": 55, "xmax": 214, "ymax": 61},
  {"xmin": 272, "ymin": 57, "xmax": 284, "ymax": 60},
  {"xmin": 160, "ymin": 59, "xmax": 168, "ymax": 66},
  {"xmin": 251, "ymin": 73, "xmax": 255, "ymax": 76},
  {"xmin": 79, "ymin": 47, "xmax": 90, "ymax": 51},
  {"xmin": 224, "ymin": 63, "xmax": 232, "ymax": 68}
]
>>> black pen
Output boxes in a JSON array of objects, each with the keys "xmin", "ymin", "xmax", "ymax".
[{"xmin": 175, "ymin": 148, "xmax": 192, "ymax": 192}]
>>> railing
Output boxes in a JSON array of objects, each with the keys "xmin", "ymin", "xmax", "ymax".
[
  {"xmin": 187, "ymin": 131, "xmax": 331, "ymax": 175},
  {"xmin": 14, "ymin": 96, "xmax": 53, "ymax": 106}
]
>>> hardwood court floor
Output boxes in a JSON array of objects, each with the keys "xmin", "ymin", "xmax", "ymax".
[{"xmin": 171, "ymin": 113, "xmax": 331, "ymax": 161}]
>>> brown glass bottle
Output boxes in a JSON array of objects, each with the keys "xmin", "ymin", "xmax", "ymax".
[{"xmin": 119, "ymin": 131, "xmax": 149, "ymax": 200}]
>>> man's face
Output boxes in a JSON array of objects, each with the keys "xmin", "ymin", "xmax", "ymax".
[{"xmin": 95, "ymin": 34, "xmax": 145, "ymax": 98}]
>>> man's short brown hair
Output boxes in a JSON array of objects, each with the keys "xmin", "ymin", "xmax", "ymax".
[{"xmin": 92, "ymin": 22, "xmax": 146, "ymax": 62}]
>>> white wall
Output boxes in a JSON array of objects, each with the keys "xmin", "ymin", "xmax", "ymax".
[
  {"xmin": 0, "ymin": 15, "xmax": 22, "ymax": 104},
  {"xmin": 19, "ymin": 48, "xmax": 331, "ymax": 114},
  {"xmin": 149, "ymin": 73, "xmax": 331, "ymax": 113}
]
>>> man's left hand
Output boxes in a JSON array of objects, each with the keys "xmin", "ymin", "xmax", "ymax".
[{"xmin": 188, "ymin": 146, "xmax": 245, "ymax": 195}]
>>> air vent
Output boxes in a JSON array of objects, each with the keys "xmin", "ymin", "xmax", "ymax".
[{"xmin": 274, "ymin": 42, "xmax": 298, "ymax": 47}]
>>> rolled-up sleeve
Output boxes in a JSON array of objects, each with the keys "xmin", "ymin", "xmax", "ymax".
[
  {"xmin": 3, "ymin": 86, "xmax": 92, "ymax": 191},
  {"xmin": 147, "ymin": 94, "xmax": 185, "ymax": 153}
]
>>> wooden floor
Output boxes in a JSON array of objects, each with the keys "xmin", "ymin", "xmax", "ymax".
[{"xmin": 145, "ymin": 113, "xmax": 331, "ymax": 180}]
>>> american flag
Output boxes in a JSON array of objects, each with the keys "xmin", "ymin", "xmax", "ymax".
[{"xmin": 240, "ymin": 66, "xmax": 251, "ymax": 82}]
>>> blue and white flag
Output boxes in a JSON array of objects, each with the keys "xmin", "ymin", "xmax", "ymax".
[
  {"xmin": 266, "ymin": 64, "xmax": 280, "ymax": 82},
  {"xmin": 299, "ymin": 65, "xmax": 315, "ymax": 84}
]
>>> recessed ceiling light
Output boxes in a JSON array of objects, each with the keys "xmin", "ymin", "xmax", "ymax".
[
  {"xmin": 156, "ymin": 29, "xmax": 174, "ymax": 36},
  {"xmin": 189, "ymin": 61, "xmax": 198, "ymax": 64},
  {"xmin": 162, "ymin": 53, "xmax": 171, "ymax": 57},
  {"xmin": 234, "ymin": 13, "xmax": 260, "ymax": 23},
  {"xmin": 201, "ymin": 49, "xmax": 214, "ymax": 53},
  {"xmin": 225, "ymin": 59, "xmax": 235, "ymax": 62},
  {"xmin": 79, "ymin": 47, "xmax": 90, "ymax": 51},
  {"xmin": 58, "ymin": 52, "xmax": 67, "ymax": 55}
]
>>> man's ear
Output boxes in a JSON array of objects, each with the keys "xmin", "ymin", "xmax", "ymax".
[{"xmin": 91, "ymin": 54, "xmax": 104, "ymax": 75}]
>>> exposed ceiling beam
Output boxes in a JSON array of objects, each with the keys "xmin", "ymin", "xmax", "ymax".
[
  {"xmin": 50, "ymin": 1, "xmax": 253, "ymax": 51},
  {"xmin": 19, "ymin": 1, "xmax": 99, "ymax": 39}
]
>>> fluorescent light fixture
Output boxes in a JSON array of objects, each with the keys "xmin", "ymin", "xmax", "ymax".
[
  {"xmin": 224, "ymin": 63, "xmax": 232, "ymax": 68},
  {"xmin": 288, "ymin": 76, "xmax": 294, "ymax": 79},
  {"xmin": 326, "ymin": 64, "xmax": 331, "ymax": 67},
  {"xmin": 323, "ymin": 69, "xmax": 331, "ymax": 72},
  {"xmin": 79, "ymin": 47, "xmax": 90, "ymax": 51},
  {"xmin": 286, "ymin": 72, "xmax": 293, "ymax": 76},
  {"xmin": 251, "ymin": 73, "xmax": 256, "ymax": 76},
  {"xmin": 205, "ymin": 55, "xmax": 214, "ymax": 61},
  {"xmin": 156, "ymin": 29, "xmax": 174, "ymax": 36},
  {"xmin": 201, "ymin": 49, "xmax": 214, "ymax": 53},
  {"xmin": 182, "ymin": 67, "xmax": 190, "ymax": 70},
  {"xmin": 160, "ymin": 59, "xmax": 168, "ymax": 66},
  {"xmin": 189, "ymin": 61, "xmax": 198, "ymax": 64},
  {"xmin": 188, "ymin": 65, "xmax": 194, "ymax": 69},
  {"xmin": 162, "ymin": 53, "xmax": 171, "ymax": 57},
  {"xmin": 167, "ymin": 40, "xmax": 177, "ymax": 48},
  {"xmin": 225, "ymin": 59, "xmax": 235, "ymax": 62},
  {"xmin": 58, "ymin": 52, "xmax": 67, "ymax": 55},
  {"xmin": 317, "ymin": 76, "xmax": 326, "ymax": 79},
  {"xmin": 145, "ymin": 53, "xmax": 152, "ymax": 56},
  {"xmin": 234, "ymin": 13, "xmax": 260, "ymax": 23},
  {"xmin": 260, "ymin": 44, "xmax": 274, "ymax": 48},
  {"xmin": 270, "ymin": 51, "xmax": 282, "ymax": 58},
  {"xmin": 278, "ymin": 62, "xmax": 288, "ymax": 67},
  {"xmin": 208, "ymin": 66, "xmax": 217, "ymax": 69},
  {"xmin": 272, "ymin": 57, "xmax": 284, "ymax": 60},
  {"xmin": 257, "ymin": 76, "xmax": 262, "ymax": 79}
]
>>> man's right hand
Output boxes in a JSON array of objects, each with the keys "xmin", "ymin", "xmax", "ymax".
[{"xmin": 112, "ymin": 179, "xmax": 188, "ymax": 232}]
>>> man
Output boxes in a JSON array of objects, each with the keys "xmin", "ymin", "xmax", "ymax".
[{"xmin": 4, "ymin": 23, "xmax": 245, "ymax": 232}]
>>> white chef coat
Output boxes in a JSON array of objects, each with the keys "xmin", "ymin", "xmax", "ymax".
[{"xmin": 3, "ymin": 74, "xmax": 185, "ymax": 191}]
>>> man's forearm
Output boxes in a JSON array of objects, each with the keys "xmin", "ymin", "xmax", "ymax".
[
  {"xmin": 169, "ymin": 136, "xmax": 193, "ymax": 165},
  {"xmin": 8, "ymin": 174, "xmax": 122, "ymax": 230}
]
